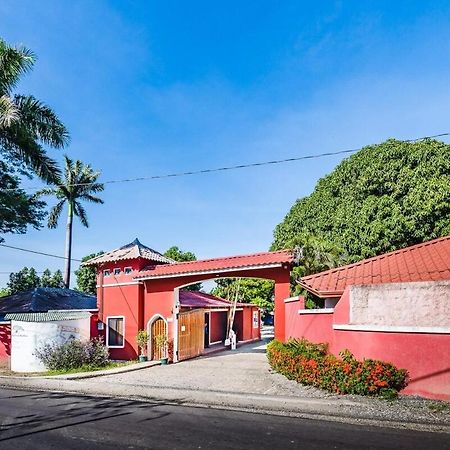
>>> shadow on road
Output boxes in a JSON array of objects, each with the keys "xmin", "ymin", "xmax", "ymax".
[{"xmin": 0, "ymin": 391, "xmax": 174, "ymax": 442}]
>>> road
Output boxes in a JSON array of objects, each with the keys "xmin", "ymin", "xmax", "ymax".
[{"xmin": 0, "ymin": 389, "xmax": 448, "ymax": 449}]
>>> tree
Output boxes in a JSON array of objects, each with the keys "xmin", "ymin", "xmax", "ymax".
[
  {"xmin": 6, "ymin": 267, "xmax": 65, "ymax": 293},
  {"xmin": 7, "ymin": 267, "xmax": 40, "ymax": 293},
  {"xmin": 164, "ymin": 246, "xmax": 201, "ymax": 291},
  {"xmin": 272, "ymin": 139, "xmax": 450, "ymax": 261},
  {"xmin": 0, "ymin": 160, "xmax": 46, "ymax": 242},
  {"xmin": 40, "ymin": 268, "xmax": 64, "ymax": 288},
  {"xmin": 211, "ymin": 278, "xmax": 275, "ymax": 311},
  {"xmin": 36, "ymin": 156, "xmax": 104, "ymax": 288},
  {"xmin": 75, "ymin": 252, "xmax": 104, "ymax": 294},
  {"xmin": 0, "ymin": 287, "xmax": 10, "ymax": 297},
  {"xmin": 0, "ymin": 38, "xmax": 68, "ymax": 183}
]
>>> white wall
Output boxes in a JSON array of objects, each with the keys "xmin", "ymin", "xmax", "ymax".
[
  {"xmin": 349, "ymin": 281, "xmax": 450, "ymax": 328},
  {"xmin": 11, "ymin": 318, "xmax": 91, "ymax": 372}
]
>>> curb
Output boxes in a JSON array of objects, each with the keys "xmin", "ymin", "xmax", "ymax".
[{"xmin": 0, "ymin": 360, "xmax": 160, "ymax": 381}]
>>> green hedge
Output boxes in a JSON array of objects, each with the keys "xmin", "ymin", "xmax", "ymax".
[{"xmin": 267, "ymin": 339, "xmax": 408, "ymax": 398}]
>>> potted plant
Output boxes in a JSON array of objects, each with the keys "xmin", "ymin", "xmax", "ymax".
[
  {"xmin": 155, "ymin": 334, "xmax": 169, "ymax": 365},
  {"xmin": 136, "ymin": 330, "xmax": 149, "ymax": 362}
]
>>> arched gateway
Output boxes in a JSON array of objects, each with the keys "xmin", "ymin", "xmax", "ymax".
[{"xmin": 85, "ymin": 239, "xmax": 293, "ymax": 361}]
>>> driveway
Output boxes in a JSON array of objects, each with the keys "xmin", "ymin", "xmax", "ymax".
[{"xmin": 86, "ymin": 326, "xmax": 329, "ymax": 398}]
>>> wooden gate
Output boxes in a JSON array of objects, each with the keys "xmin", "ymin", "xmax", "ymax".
[
  {"xmin": 177, "ymin": 309, "xmax": 205, "ymax": 361},
  {"xmin": 151, "ymin": 317, "xmax": 167, "ymax": 360}
]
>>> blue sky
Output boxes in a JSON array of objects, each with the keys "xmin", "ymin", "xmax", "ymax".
[{"xmin": 1, "ymin": 1, "xmax": 450, "ymax": 287}]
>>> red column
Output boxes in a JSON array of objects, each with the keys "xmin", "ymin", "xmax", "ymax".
[{"xmin": 274, "ymin": 269, "xmax": 291, "ymax": 342}]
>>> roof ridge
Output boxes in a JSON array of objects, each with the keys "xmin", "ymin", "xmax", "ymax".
[
  {"xmin": 141, "ymin": 249, "xmax": 291, "ymax": 271},
  {"xmin": 302, "ymin": 235, "xmax": 450, "ymax": 281}
]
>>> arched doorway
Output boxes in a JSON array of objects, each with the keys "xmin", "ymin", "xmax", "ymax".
[{"xmin": 148, "ymin": 316, "xmax": 167, "ymax": 360}]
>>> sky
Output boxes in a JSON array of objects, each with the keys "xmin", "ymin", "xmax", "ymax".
[{"xmin": 1, "ymin": 1, "xmax": 450, "ymax": 287}]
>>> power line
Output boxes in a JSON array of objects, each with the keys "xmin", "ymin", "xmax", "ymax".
[
  {"xmin": 14, "ymin": 132, "xmax": 450, "ymax": 192},
  {"xmin": 0, "ymin": 243, "xmax": 82, "ymax": 262}
]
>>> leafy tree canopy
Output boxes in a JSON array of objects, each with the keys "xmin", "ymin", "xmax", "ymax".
[
  {"xmin": 272, "ymin": 139, "xmax": 450, "ymax": 261},
  {"xmin": 211, "ymin": 278, "xmax": 275, "ymax": 312},
  {"xmin": 75, "ymin": 252, "xmax": 104, "ymax": 295},
  {"xmin": 164, "ymin": 246, "xmax": 202, "ymax": 291},
  {"xmin": 6, "ymin": 266, "xmax": 64, "ymax": 294},
  {"xmin": 164, "ymin": 246, "xmax": 196, "ymax": 262},
  {"xmin": 0, "ymin": 160, "xmax": 46, "ymax": 242}
]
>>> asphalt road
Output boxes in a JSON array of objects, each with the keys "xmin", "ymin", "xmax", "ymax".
[{"xmin": 0, "ymin": 389, "xmax": 448, "ymax": 450}]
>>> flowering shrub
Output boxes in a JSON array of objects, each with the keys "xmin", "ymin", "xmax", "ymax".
[
  {"xmin": 267, "ymin": 338, "xmax": 408, "ymax": 398},
  {"xmin": 35, "ymin": 337, "xmax": 110, "ymax": 371}
]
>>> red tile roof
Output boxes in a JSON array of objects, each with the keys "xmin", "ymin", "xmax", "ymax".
[
  {"xmin": 135, "ymin": 250, "xmax": 292, "ymax": 280},
  {"xmin": 179, "ymin": 290, "xmax": 249, "ymax": 309},
  {"xmin": 299, "ymin": 236, "xmax": 450, "ymax": 298},
  {"xmin": 83, "ymin": 238, "xmax": 173, "ymax": 266}
]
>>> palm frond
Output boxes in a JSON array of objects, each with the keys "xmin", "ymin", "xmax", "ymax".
[
  {"xmin": 48, "ymin": 199, "xmax": 65, "ymax": 229},
  {"xmin": 1, "ymin": 126, "xmax": 61, "ymax": 183},
  {"xmin": 0, "ymin": 94, "xmax": 19, "ymax": 127},
  {"xmin": 74, "ymin": 201, "xmax": 89, "ymax": 227},
  {"xmin": 0, "ymin": 40, "xmax": 35, "ymax": 95},
  {"xmin": 14, "ymin": 95, "xmax": 69, "ymax": 148},
  {"xmin": 81, "ymin": 193, "xmax": 104, "ymax": 204}
]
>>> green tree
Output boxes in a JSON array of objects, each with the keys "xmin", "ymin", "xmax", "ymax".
[
  {"xmin": 0, "ymin": 287, "xmax": 10, "ymax": 297},
  {"xmin": 272, "ymin": 139, "xmax": 450, "ymax": 261},
  {"xmin": 40, "ymin": 268, "xmax": 64, "ymax": 288},
  {"xmin": 211, "ymin": 278, "xmax": 275, "ymax": 312},
  {"xmin": 0, "ymin": 38, "xmax": 68, "ymax": 183},
  {"xmin": 0, "ymin": 160, "xmax": 46, "ymax": 242},
  {"xmin": 164, "ymin": 246, "xmax": 201, "ymax": 291},
  {"xmin": 75, "ymin": 252, "xmax": 104, "ymax": 294},
  {"xmin": 36, "ymin": 156, "xmax": 104, "ymax": 288},
  {"xmin": 7, "ymin": 266, "xmax": 40, "ymax": 293}
]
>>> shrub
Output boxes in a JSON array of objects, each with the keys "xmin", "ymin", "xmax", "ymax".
[
  {"xmin": 35, "ymin": 337, "xmax": 110, "ymax": 371},
  {"xmin": 267, "ymin": 338, "xmax": 408, "ymax": 398}
]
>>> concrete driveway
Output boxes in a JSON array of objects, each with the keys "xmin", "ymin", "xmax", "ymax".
[{"xmin": 86, "ymin": 327, "xmax": 331, "ymax": 398}]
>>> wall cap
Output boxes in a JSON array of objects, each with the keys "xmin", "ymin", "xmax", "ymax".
[
  {"xmin": 333, "ymin": 324, "xmax": 450, "ymax": 334},
  {"xmin": 284, "ymin": 296, "xmax": 301, "ymax": 303},
  {"xmin": 298, "ymin": 308, "xmax": 334, "ymax": 315}
]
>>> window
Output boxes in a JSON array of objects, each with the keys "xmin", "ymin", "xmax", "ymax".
[
  {"xmin": 113, "ymin": 268, "xmax": 121, "ymax": 276},
  {"xmin": 103, "ymin": 269, "xmax": 111, "ymax": 277},
  {"xmin": 124, "ymin": 267, "xmax": 132, "ymax": 275},
  {"xmin": 107, "ymin": 317, "xmax": 125, "ymax": 347}
]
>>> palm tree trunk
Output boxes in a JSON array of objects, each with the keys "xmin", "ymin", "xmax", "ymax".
[{"xmin": 64, "ymin": 201, "xmax": 73, "ymax": 288}]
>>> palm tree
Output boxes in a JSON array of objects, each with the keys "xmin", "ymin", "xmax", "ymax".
[
  {"xmin": 37, "ymin": 156, "xmax": 104, "ymax": 287},
  {"xmin": 0, "ymin": 38, "xmax": 68, "ymax": 182}
]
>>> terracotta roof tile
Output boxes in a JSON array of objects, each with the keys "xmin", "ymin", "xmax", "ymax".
[
  {"xmin": 135, "ymin": 250, "xmax": 292, "ymax": 280},
  {"xmin": 299, "ymin": 235, "xmax": 450, "ymax": 298},
  {"xmin": 83, "ymin": 238, "xmax": 174, "ymax": 266},
  {"xmin": 179, "ymin": 291, "xmax": 249, "ymax": 309}
]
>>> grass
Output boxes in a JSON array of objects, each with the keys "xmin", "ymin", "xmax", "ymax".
[
  {"xmin": 42, "ymin": 361, "xmax": 135, "ymax": 376},
  {"xmin": 0, "ymin": 360, "xmax": 137, "ymax": 377}
]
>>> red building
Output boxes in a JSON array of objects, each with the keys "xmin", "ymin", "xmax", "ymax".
[
  {"xmin": 85, "ymin": 239, "xmax": 285, "ymax": 361},
  {"xmin": 285, "ymin": 236, "xmax": 450, "ymax": 400}
]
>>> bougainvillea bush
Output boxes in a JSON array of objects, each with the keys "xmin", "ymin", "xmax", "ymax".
[
  {"xmin": 35, "ymin": 337, "xmax": 110, "ymax": 371},
  {"xmin": 267, "ymin": 338, "xmax": 408, "ymax": 398}
]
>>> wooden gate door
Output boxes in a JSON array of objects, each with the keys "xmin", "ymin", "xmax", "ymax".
[
  {"xmin": 151, "ymin": 318, "xmax": 167, "ymax": 360},
  {"xmin": 178, "ymin": 309, "xmax": 205, "ymax": 361}
]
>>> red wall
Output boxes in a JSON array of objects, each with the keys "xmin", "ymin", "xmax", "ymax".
[
  {"xmin": 210, "ymin": 311, "xmax": 227, "ymax": 343},
  {"xmin": 98, "ymin": 279, "xmax": 143, "ymax": 360},
  {"xmin": 0, "ymin": 324, "xmax": 11, "ymax": 368},
  {"xmin": 285, "ymin": 295, "xmax": 450, "ymax": 400}
]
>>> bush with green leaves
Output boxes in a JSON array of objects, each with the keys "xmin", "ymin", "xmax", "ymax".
[
  {"xmin": 267, "ymin": 338, "xmax": 408, "ymax": 398},
  {"xmin": 35, "ymin": 337, "xmax": 109, "ymax": 371}
]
